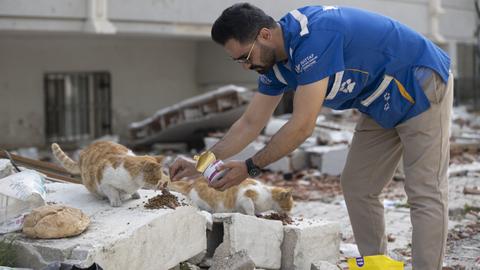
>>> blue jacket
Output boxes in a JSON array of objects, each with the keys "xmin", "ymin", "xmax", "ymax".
[{"xmin": 258, "ymin": 6, "xmax": 451, "ymax": 128}]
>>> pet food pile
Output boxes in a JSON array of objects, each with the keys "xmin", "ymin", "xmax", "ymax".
[
  {"xmin": 260, "ymin": 212, "xmax": 294, "ymax": 225},
  {"xmin": 144, "ymin": 188, "xmax": 181, "ymax": 209}
]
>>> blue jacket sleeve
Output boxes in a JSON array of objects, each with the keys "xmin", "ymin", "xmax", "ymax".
[{"xmin": 293, "ymin": 29, "xmax": 345, "ymax": 85}]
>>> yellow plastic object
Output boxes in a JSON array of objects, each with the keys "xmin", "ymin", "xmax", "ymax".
[
  {"xmin": 348, "ymin": 255, "xmax": 404, "ymax": 270},
  {"xmin": 194, "ymin": 151, "xmax": 216, "ymax": 173}
]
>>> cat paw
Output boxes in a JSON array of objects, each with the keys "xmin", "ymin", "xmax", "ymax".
[
  {"xmin": 131, "ymin": 192, "xmax": 141, "ymax": 199},
  {"xmin": 109, "ymin": 199, "xmax": 122, "ymax": 207}
]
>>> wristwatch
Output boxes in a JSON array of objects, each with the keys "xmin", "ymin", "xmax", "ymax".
[{"xmin": 245, "ymin": 158, "xmax": 262, "ymax": 177}]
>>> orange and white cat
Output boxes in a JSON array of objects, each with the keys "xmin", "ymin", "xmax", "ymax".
[
  {"xmin": 170, "ymin": 178, "xmax": 293, "ymax": 215},
  {"xmin": 51, "ymin": 141, "xmax": 169, "ymax": 207}
]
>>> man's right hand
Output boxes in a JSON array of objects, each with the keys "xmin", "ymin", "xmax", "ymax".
[{"xmin": 169, "ymin": 156, "xmax": 200, "ymax": 181}]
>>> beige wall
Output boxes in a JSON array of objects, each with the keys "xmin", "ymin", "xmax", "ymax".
[
  {"xmin": 196, "ymin": 41, "xmax": 257, "ymax": 91},
  {"xmin": 0, "ymin": 34, "xmax": 198, "ymax": 148}
]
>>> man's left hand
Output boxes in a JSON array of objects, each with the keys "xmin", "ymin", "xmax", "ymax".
[{"xmin": 208, "ymin": 160, "xmax": 249, "ymax": 191}]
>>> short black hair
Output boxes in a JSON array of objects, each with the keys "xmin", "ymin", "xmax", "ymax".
[{"xmin": 211, "ymin": 3, "xmax": 276, "ymax": 45}]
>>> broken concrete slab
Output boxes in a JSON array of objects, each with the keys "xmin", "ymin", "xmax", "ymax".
[
  {"xmin": 210, "ymin": 249, "xmax": 255, "ymax": 270},
  {"xmin": 169, "ymin": 262, "xmax": 201, "ymax": 270},
  {"xmin": 129, "ymin": 85, "xmax": 253, "ymax": 147},
  {"xmin": 310, "ymin": 261, "xmax": 338, "ymax": 270},
  {"xmin": 306, "ymin": 145, "xmax": 349, "ymax": 175},
  {"xmin": 212, "ymin": 213, "xmax": 283, "ymax": 269},
  {"xmin": 3, "ymin": 182, "xmax": 206, "ymax": 270},
  {"xmin": 281, "ymin": 219, "xmax": 340, "ymax": 270}
]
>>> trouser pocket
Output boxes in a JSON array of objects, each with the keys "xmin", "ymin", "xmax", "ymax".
[{"xmin": 417, "ymin": 69, "xmax": 448, "ymax": 105}]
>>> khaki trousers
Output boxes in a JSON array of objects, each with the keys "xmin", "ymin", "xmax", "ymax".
[{"xmin": 341, "ymin": 71, "xmax": 454, "ymax": 270}]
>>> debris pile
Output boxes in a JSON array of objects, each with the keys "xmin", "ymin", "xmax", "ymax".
[
  {"xmin": 129, "ymin": 85, "xmax": 253, "ymax": 147},
  {"xmin": 448, "ymin": 221, "xmax": 480, "ymax": 241},
  {"xmin": 451, "ymin": 106, "xmax": 480, "ymax": 145}
]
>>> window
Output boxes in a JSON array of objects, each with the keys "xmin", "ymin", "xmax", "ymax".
[{"xmin": 44, "ymin": 72, "xmax": 112, "ymax": 145}]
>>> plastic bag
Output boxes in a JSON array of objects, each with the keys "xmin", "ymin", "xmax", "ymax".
[
  {"xmin": 0, "ymin": 170, "xmax": 46, "ymax": 233},
  {"xmin": 348, "ymin": 255, "xmax": 404, "ymax": 270}
]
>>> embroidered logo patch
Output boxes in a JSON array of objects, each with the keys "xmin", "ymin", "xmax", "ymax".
[
  {"xmin": 339, "ymin": 79, "xmax": 356, "ymax": 93},
  {"xmin": 355, "ymin": 257, "xmax": 365, "ymax": 267},
  {"xmin": 259, "ymin": 75, "xmax": 272, "ymax": 85},
  {"xmin": 297, "ymin": 53, "xmax": 318, "ymax": 73},
  {"xmin": 384, "ymin": 92, "xmax": 391, "ymax": 111},
  {"xmin": 295, "ymin": 64, "xmax": 302, "ymax": 73}
]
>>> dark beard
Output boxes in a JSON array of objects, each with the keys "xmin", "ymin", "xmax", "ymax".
[{"xmin": 250, "ymin": 44, "xmax": 276, "ymax": 74}]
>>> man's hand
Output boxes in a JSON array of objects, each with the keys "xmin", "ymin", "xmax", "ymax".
[
  {"xmin": 169, "ymin": 156, "xmax": 200, "ymax": 181},
  {"xmin": 208, "ymin": 160, "xmax": 249, "ymax": 191}
]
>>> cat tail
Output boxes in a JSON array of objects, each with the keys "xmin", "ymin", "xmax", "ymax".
[
  {"xmin": 169, "ymin": 181, "xmax": 192, "ymax": 195},
  {"xmin": 51, "ymin": 143, "xmax": 81, "ymax": 174}
]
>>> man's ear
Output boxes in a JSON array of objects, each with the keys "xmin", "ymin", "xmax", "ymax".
[{"xmin": 259, "ymin": 27, "xmax": 271, "ymax": 41}]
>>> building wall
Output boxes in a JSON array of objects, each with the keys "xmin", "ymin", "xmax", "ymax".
[
  {"xmin": 0, "ymin": 34, "xmax": 198, "ymax": 148},
  {"xmin": 0, "ymin": 0, "xmax": 476, "ymax": 42}
]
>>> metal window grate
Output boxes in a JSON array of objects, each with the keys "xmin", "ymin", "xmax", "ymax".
[{"xmin": 44, "ymin": 72, "xmax": 112, "ymax": 145}]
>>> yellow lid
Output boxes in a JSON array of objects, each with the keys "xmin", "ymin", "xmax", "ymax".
[{"xmin": 194, "ymin": 151, "xmax": 216, "ymax": 173}]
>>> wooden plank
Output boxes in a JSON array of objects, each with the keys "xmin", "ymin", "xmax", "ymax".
[
  {"xmin": 0, "ymin": 151, "xmax": 69, "ymax": 175},
  {"xmin": 0, "ymin": 151, "xmax": 81, "ymax": 184}
]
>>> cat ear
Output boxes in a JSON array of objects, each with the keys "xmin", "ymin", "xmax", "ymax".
[
  {"xmin": 282, "ymin": 189, "xmax": 293, "ymax": 199},
  {"xmin": 153, "ymin": 155, "xmax": 164, "ymax": 164}
]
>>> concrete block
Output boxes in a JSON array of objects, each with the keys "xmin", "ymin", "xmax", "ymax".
[
  {"xmin": 281, "ymin": 219, "xmax": 340, "ymax": 270},
  {"xmin": 311, "ymin": 261, "xmax": 338, "ymax": 270},
  {"xmin": 306, "ymin": 145, "xmax": 349, "ymax": 175},
  {"xmin": 212, "ymin": 213, "xmax": 283, "ymax": 269},
  {"xmin": 6, "ymin": 182, "xmax": 206, "ymax": 270},
  {"xmin": 265, "ymin": 118, "xmax": 288, "ymax": 136},
  {"xmin": 210, "ymin": 250, "xmax": 255, "ymax": 270},
  {"xmin": 169, "ymin": 262, "xmax": 201, "ymax": 270}
]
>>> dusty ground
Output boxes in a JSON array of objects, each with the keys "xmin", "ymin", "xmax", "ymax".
[{"xmin": 260, "ymin": 166, "xmax": 480, "ymax": 269}]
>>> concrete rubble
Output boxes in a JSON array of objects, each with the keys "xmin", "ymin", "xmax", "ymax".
[
  {"xmin": 0, "ymin": 177, "xmax": 342, "ymax": 270},
  {"xmin": 2, "ymin": 182, "xmax": 207, "ymax": 270},
  {"xmin": 306, "ymin": 145, "xmax": 349, "ymax": 176},
  {"xmin": 128, "ymin": 85, "xmax": 254, "ymax": 147},
  {"xmin": 2, "ymin": 101, "xmax": 479, "ymax": 269},
  {"xmin": 209, "ymin": 249, "xmax": 255, "ymax": 270},
  {"xmin": 211, "ymin": 213, "xmax": 284, "ymax": 269},
  {"xmin": 197, "ymin": 213, "xmax": 341, "ymax": 270},
  {"xmin": 310, "ymin": 261, "xmax": 339, "ymax": 270},
  {"xmin": 281, "ymin": 220, "xmax": 340, "ymax": 270}
]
